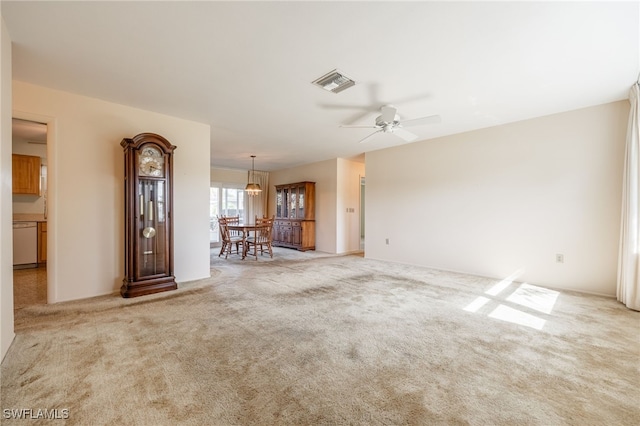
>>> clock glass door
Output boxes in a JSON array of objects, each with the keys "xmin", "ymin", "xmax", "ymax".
[{"xmin": 137, "ymin": 179, "xmax": 167, "ymax": 278}]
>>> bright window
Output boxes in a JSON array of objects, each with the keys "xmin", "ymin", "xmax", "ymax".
[{"xmin": 210, "ymin": 185, "xmax": 245, "ymax": 246}]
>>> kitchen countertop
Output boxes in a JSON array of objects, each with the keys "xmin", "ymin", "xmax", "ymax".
[{"xmin": 13, "ymin": 214, "xmax": 46, "ymax": 222}]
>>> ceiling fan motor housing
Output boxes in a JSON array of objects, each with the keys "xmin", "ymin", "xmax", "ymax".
[{"xmin": 375, "ymin": 114, "xmax": 400, "ymax": 132}]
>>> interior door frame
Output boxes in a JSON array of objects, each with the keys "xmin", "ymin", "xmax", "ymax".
[{"xmin": 12, "ymin": 110, "xmax": 57, "ymax": 303}]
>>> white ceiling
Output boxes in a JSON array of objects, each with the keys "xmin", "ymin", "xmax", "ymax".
[
  {"xmin": 12, "ymin": 118, "xmax": 46, "ymax": 143},
  {"xmin": 3, "ymin": 1, "xmax": 638, "ymax": 171}
]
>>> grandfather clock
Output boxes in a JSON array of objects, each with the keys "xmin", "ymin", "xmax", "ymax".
[{"xmin": 121, "ymin": 133, "xmax": 177, "ymax": 298}]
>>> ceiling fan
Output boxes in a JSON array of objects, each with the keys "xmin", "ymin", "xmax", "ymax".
[{"xmin": 340, "ymin": 105, "xmax": 441, "ymax": 143}]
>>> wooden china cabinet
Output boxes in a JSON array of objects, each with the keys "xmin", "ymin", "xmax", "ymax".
[{"xmin": 273, "ymin": 181, "xmax": 315, "ymax": 251}]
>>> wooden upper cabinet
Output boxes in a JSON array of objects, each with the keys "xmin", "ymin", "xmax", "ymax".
[
  {"xmin": 275, "ymin": 181, "xmax": 315, "ymax": 221},
  {"xmin": 12, "ymin": 154, "xmax": 41, "ymax": 195}
]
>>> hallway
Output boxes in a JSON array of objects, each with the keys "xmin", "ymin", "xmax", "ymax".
[{"xmin": 13, "ymin": 266, "xmax": 47, "ymax": 310}]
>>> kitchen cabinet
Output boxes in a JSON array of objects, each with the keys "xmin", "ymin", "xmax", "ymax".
[
  {"xmin": 38, "ymin": 221, "xmax": 47, "ymax": 264},
  {"xmin": 273, "ymin": 181, "xmax": 315, "ymax": 251},
  {"xmin": 12, "ymin": 154, "xmax": 41, "ymax": 195}
]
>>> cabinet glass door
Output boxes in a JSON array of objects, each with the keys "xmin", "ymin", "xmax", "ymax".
[
  {"xmin": 282, "ymin": 188, "xmax": 289, "ymax": 218},
  {"xmin": 276, "ymin": 189, "xmax": 282, "ymax": 218},
  {"xmin": 298, "ymin": 186, "xmax": 305, "ymax": 218},
  {"xmin": 137, "ymin": 179, "xmax": 167, "ymax": 278},
  {"xmin": 290, "ymin": 187, "xmax": 297, "ymax": 218}
]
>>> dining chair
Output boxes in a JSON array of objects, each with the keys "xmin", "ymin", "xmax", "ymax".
[
  {"xmin": 218, "ymin": 216, "xmax": 243, "ymax": 258},
  {"xmin": 245, "ymin": 216, "xmax": 274, "ymax": 260},
  {"xmin": 224, "ymin": 215, "xmax": 240, "ymax": 225},
  {"xmin": 223, "ymin": 215, "xmax": 243, "ymax": 242}
]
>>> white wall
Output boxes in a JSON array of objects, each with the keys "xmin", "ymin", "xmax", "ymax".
[
  {"xmin": 270, "ymin": 159, "xmax": 337, "ymax": 253},
  {"xmin": 13, "ymin": 81, "xmax": 211, "ymax": 303},
  {"xmin": 12, "ymin": 136, "xmax": 47, "ymax": 157},
  {"xmin": 270, "ymin": 158, "xmax": 364, "ymax": 255},
  {"xmin": 211, "ymin": 167, "xmax": 246, "ymax": 184},
  {"xmin": 366, "ymin": 101, "xmax": 628, "ymax": 296},
  {"xmin": 336, "ymin": 158, "xmax": 365, "ymax": 254},
  {"xmin": 1, "ymin": 16, "xmax": 15, "ymax": 361}
]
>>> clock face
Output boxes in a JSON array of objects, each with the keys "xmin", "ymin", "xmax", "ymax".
[{"xmin": 138, "ymin": 146, "xmax": 164, "ymax": 177}]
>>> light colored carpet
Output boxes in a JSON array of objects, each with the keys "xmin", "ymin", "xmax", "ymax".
[{"xmin": 2, "ymin": 248, "xmax": 639, "ymax": 425}]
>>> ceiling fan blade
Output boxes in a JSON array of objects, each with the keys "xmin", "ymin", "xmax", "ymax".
[
  {"xmin": 342, "ymin": 109, "xmax": 379, "ymax": 126},
  {"xmin": 400, "ymin": 114, "xmax": 441, "ymax": 127},
  {"xmin": 380, "ymin": 105, "xmax": 397, "ymax": 123},
  {"xmin": 393, "ymin": 128, "xmax": 418, "ymax": 142},
  {"xmin": 340, "ymin": 125, "xmax": 380, "ymax": 129},
  {"xmin": 358, "ymin": 130, "xmax": 383, "ymax": 144},
  {"xmin": 319, "ymin": 103, "xmax": 371, "ymax": 111}
]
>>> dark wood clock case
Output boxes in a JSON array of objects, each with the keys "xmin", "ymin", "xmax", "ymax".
[{"xmin": 121, "ymin": 133, "xmax": 177, "ymax": 298}]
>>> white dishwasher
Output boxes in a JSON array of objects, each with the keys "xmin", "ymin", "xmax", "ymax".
[{"xmin": 13, "ymin": 222, "xmax": 38, "ymax": 268}]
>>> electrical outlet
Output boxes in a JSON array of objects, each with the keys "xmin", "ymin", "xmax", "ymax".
[
  {"xmin": 385, "ymin": 238, "xmax": 390, "ymax": 245},
  {"xmin": 556, "ymin": 254, "xmax": 564, "ymax": 263}
]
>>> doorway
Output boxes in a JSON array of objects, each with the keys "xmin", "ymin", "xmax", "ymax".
[
  {"xmin": 11, "ymin": 118, "xmax": 49, "ymax": 309},
  {"xmin": 360, "ymin": 176, "xmax": 365, "ymax": 251}
]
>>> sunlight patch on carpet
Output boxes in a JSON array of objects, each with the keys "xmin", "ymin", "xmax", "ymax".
[
  {"xmin": 484, "ymin": 269, "xmax": 522, "ymax": 296},
  {"xmin": 507, "ymin": 283, "xmax": 559, "ymax": 315},
  {"xmin": 463, "ymin": 271, "xmax": 558, "ymax": 330},
  {"xmin": 463, "ymin": 296, "xmax": 490, "ymax": 313},
  {"xmin": 489, "ymin": 304, "xmax": 546, "ymax": 330}
]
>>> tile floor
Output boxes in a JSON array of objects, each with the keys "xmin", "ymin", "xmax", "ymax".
[{"xmin": 13, "ymin": 265, "xmax": 47, "ymax": 310}]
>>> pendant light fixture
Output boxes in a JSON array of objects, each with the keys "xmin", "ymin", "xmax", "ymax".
[{"xmin": 245, "ymin": 155, "xmax": 262, "ymax": 197}]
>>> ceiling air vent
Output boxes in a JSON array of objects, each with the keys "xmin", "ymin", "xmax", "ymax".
[{"xmin": 312, "ymin": 69, "xmax": 356, "ymax": 94}]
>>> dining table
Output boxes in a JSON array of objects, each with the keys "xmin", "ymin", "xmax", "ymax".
[{"xmin": 226, "ymin": 223, "xmax": 269, "ymax": 259}]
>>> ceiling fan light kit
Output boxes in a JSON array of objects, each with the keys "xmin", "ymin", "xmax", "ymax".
[{"xmin": 312, "ymin": 69, "xmax": 356, "ymax": 94}]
